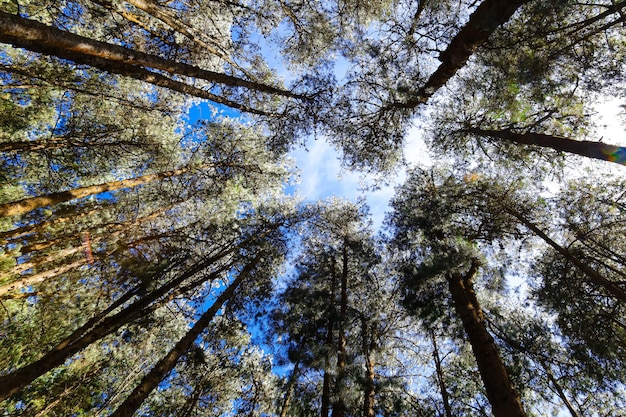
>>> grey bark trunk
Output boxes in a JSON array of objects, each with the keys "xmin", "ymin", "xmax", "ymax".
[
  {"xmin": 0, "ymin": 235, "xmax": 255, "ymax": 400},
  {"xmin": 430, "ymin": 330, "xmax": 453, "ymax": 417},
  {"xmin": 109, "ymin": 255, "xmax": 261, "ymax": 417}
]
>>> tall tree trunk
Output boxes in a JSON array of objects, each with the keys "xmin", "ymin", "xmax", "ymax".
[
  {"xmin": 331, "ymin": 243, "xmax": 349, "ymax": 417},
  {"xmin": 540, "ymin": 361, "xmax": 582, "ymax": 417},
  {"xmin": 501, "ymin": 204, "xmax": 626, "ymax": 301},
  {"xmin": 1, "ymin": 209, "xmax": 186, "ymax": 295},
  {"xmin": 466, "ymin": 127, "xmax": 626, "ymax": 165},
  {"xmin": 0, "ymin": 13, "xmax": 297, "ymax": 115},
  {"xmin": 361, "ymin": 317, "xmax": 376, "ymax": 417},
  {"xmin": 0, "ymin": 234, "xmax": 257, "ymax": 400},
  {"xmin": 0, "ymin": 203, "xmax": 107, "ymax": 242},
  {"xmin": 447, "ymin": 259, "xmax": 527, "ymax": 417},
  {"xmin": 1, "ymin": 246, "xmax": 80, "ymax": 279},
  {"xmin": 16, "ymin": 203, "xmax": 168, "ymax": 255},
  {"xmin": 430, "ymin": 329, "xmax": 453, "ymax": 417},
  {"xmin": 109, "ymin": 254, "xmax": 261, "ymax": 417},
  {"xmin": 0, "ymin": 137, "xmax": 145, "ymax": 153},
  {"xmin": 321, "ymin": 256, "xmax": 338, "ymax": 417},
  {"xmin": 279, "ymin": 360, "xmax": 301, "ymax": 417},
  {"xmin": 0, "ymin": 225, "xmax": 181, "ymax": 298},
  {"xmin": 391, "ymin": 0, "xmax": 531, "ymax": 109},
  {"xmin": 0, "ymin": 259, "xmax": 86, "ymax": 298},
  {"xmin": 0, "ymin": 164, "xmax": 206, "ymax": 218},
  {"xmin": 0, "ymin": 11, "xmax": 299, "ymax": 98},
  {"xmin": 94, "ymin": 0, "xmax": 250, "ymax": 78},
  {"xmin": 176, "ymin": 380, "xmax": 204, "ymax": 417}
]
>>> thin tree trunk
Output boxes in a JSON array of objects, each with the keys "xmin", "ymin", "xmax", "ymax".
[
  {"xmin": 1, "ymin": 246, "xmax": 80, "ymax": 279},
  {"xmin": 466, "ymin": 127, "xmax": 626, "ymax": 165},
  {"xmin": 361, "ymin": 317, "xmax": 376, "ymax": 417},
  {"xmin": 18, "ymin": 234, "xmax": 80, "ymax": 255},
  {"xmin": 109, "ymin": 255, "xmax": 261, "ymax": 417},
  {"xmin": 0, "ymin": 204, "xmax": 106, "ymax": 242},
  {"xmin": 430, "ymin": 329, "xmax": 453, "ymax": 417},
  {"xmin": 540, "ymin": 361, "xmax": 582, "ymax": 417},
  {"xmin": 106, "ymin": 0, "xmax": 251, "ymax": 78},
  {"xmin": 17, "ymin": 204, "xmax": 167, "ymax": 255},
  {"xmin": 0, "ymin": 222, "xmax": 280, "ymax": 400},
  {"xmin": 279, "ymin": 360, "xmax": 300, "ymax": 417},
  {"xmin": 501, "ymin": 204, "xmax": 626, "ymax": 301},
  {"xmin": 0, "ymin": 137, "xmax": 75, "ymax": 153},
  {"xmin": 175, "ymin": 380, "xmax": 204, "ymax": 417},
  {"xmin": 0, "ymin": 259, "xmax": 86, "ymax": 298},
  {"xmin": 447, "ymin": 259, "xmax": 527, "ymax": 417},
  {"xmin": 331, "ymin": 243, "xmax": 349, "ymax": 417},
  {"xmin": 0, "ymin": 233, "xmax": 256, "ymax": 400},
  {"xmin": 0, "ymin": 164, "xmax": 206, "ymax": 218},
  {"xmin": 1, "ymin": 207, "xmax": 184, "ymax": 293},
  {"xmin": 321, "ymin": 257, "xmax": 338, "ymax": 417},
  {"xmin": 0, "ymin": 221, "xmax": 191, "ymax": 298},
  {"xmin": 321, "ymin": 355, "xmax": 332, "ymax": 417},
  {"xmin": 391, "ymin": 0, "xmax": 530, "ymax": 109},
  {"xmin": 0, "ymin": 11, "xmax": 299, "ymax": 98},
  {"xmin": 32, "ymin": 361, "xmax": 104, "ymax": 417},
  {"xmin": 0, "ymin": 137, "xmax": 145, "ymax": 153}
]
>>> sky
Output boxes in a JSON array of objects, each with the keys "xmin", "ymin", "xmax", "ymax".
[
  {"xmin": 288, "ymin": 120, "xmax": 432, "ymax": 230},
  {"xmin": 246, "ymin": 32, "xmax": 426, "ymax": 230},
  {"xmin": 287, "ymin": 95, "xmax": 625, "ymax": 232}
]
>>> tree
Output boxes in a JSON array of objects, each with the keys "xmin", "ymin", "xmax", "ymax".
[
  {"xmin": 109, "ymin": 252, "xmax": 268, "ymax": 416},
  {"xmin": 2, "ymin": 0, "xmax": 626, "ymax": 414},
  {"xmin": 324, "ymin": 0, "xmax": 532, "ymax": 170},
  {"xmin": 268, "ymin": 200, "xmax": 429, "ymax": 417},
  {"xmin": 486, "ymin": 302, "xmax": 626, "ymax": 417},
  {"xmin": 529, "ymin": 176, "xmax": 626, "ymax": 379},
  {"xmin": 0, "ymin": 200, "xmax": 294, "ymax": 402},
  {"xmin": 388, "ymin": 168, "xmax": 528, "ymax": 417}
]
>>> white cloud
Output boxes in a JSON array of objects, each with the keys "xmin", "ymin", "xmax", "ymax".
[{"xmin": 290, "ymin": 127, "xmax": 431, "ymax": 230}]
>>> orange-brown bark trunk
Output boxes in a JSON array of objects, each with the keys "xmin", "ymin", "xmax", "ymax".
[{"xmin": 447, "ymin": 260, "xmax": 526, "ymax": 417}]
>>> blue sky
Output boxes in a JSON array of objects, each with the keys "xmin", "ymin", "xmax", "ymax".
[{"xmin": 290, "ymin": 124, "xmax": 432, "ymax": 229}]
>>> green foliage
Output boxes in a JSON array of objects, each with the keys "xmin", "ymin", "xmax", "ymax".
[{"xmin": 1, "ymin": 1, "xmax": 625, "ymax": 416}]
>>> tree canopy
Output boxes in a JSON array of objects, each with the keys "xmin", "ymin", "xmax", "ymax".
[{"xmin": 1, "ymin": 0, "xmax": 625, "ymax": 416}]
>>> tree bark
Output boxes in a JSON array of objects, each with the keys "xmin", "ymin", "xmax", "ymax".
[
  {"xmin": 0, "ymin": 11, "xmax": 299, "ymax": 98},
  {"xmin": 15, "ymin": 203, "xmax": 167, "ymax": 255},
  {"xmin": 467, "ymin": 127, "xmax": 626, "ymax": 165},
  {"xmin": 331, "ymin": 243, "xmax": 349, "ymax": 417},
  {"xmin": 361, "ymin": 317, "xmax": 376, "ymax": 417},
  {"xmin": 279, "ymin": 360, "xmax": 300, "ymax": 417},
  {"xmin": 0, "ymin": 164, "xmax": 207, "ymax": 218},
  {"xmin": 447, "ymin": 260, "xmax": 527, "ymax": 417},
  {"xmin": 321, "ymin": 256, "xmax": 338, "ymax": 417},
  {"xmin": 0, "ymin": 216, "xmax": 195, "ymax": 298},
  {"xmin": 501, "ymin": 204, "xmax": 626, "ymax": 302},
  {"xmin": 430, "ymin": 329, "xmax": 453, "ymax": 417},
  {"xmin": 0, "ymin": 234, "xmax": 258, "ymax": 400},
  {"xmin": 109, "ymin": 255, "xmax": 261, "ymax": 417},
  {"xmin": 394, "ymin": 0, "xmax": 530, "ymax": 108},
  {"xmin": 540, "ymin": 361, "xmax": 582, "ymax": 417},
  {"xmin": 0, "ymin": 259, "xmax": 86, "ymax": 298},
  {"xmin": 1, "ymin": 246, "xmax": 80, "ymax": 279},
  {"xmin": 0, "ymin": 204, "xmax": 106, "ymax": 242}
]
